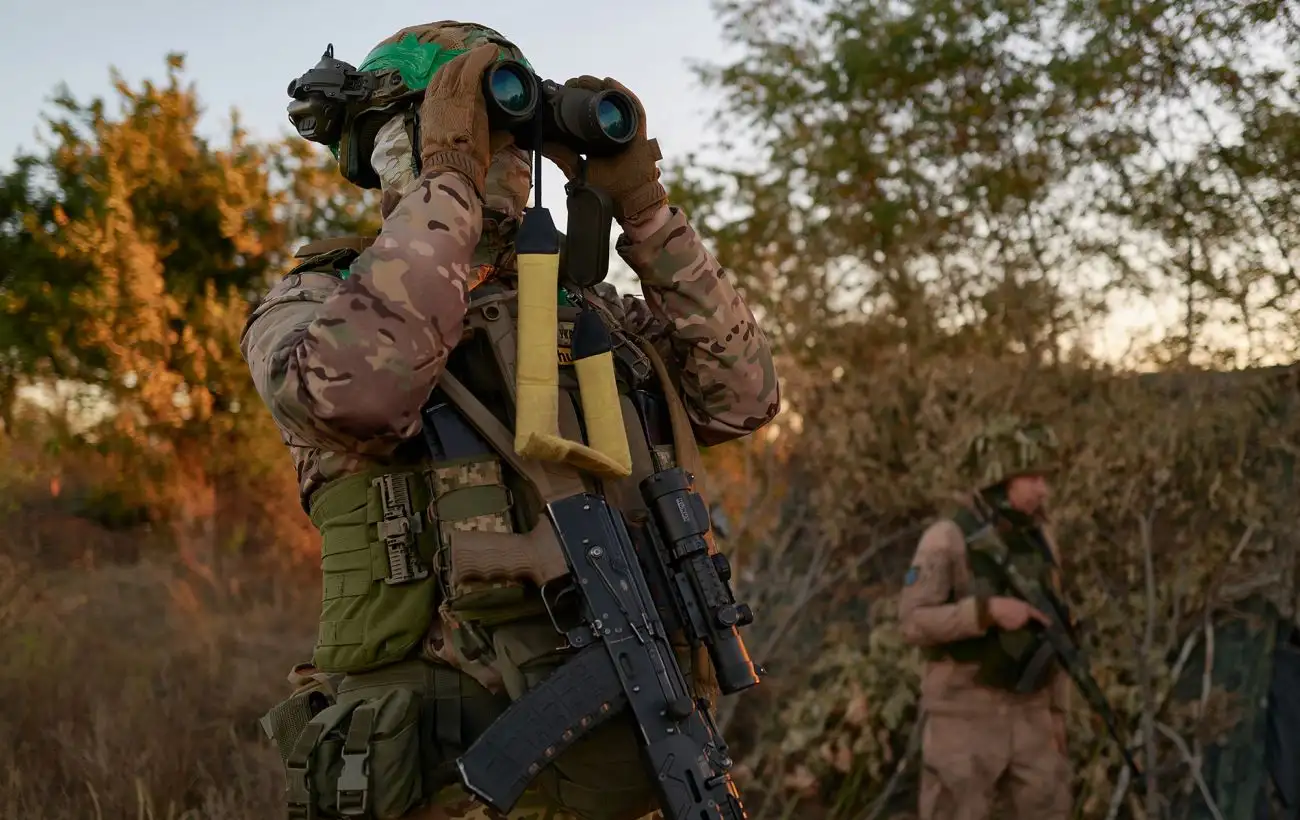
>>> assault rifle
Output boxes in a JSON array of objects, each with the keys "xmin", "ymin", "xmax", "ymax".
[
  {"xmin": 421, "ymin": 362, "xmax": 760, "ymax": 819},
  {"xmin": 970, "ymin": 511, "xmax": 1145, "ymax": 781},
  {"xmin": 455, "ymin": 467, "xmax": 757, "ymax": 820},
  {"xmin": 424, "ymin": 372, "xmax": 760, "ymax": 820}
]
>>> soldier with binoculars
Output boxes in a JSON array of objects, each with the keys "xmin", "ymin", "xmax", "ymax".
[{"xmin": 244, "ymin": 19, "xmax": 779, "ymax": 820}]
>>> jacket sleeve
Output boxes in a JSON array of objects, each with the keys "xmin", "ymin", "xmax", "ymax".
[
  {"xmin": 898, "ymin": 520, "xmax": 992, "ymax": 647},
  {"xmin": 608, "ymin": 207, "xmax": 780, "ymax": 446},
  {"xmin": 240, "ymin": 172, "xmax": 481, "ymax": 454}
]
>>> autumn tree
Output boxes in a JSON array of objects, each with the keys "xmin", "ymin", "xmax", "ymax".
[{"xmin": 0, "ymin": 55, "xmax": 323, "ymax": 548}]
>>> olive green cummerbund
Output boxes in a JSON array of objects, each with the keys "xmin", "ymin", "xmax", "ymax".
[{"xmin": 309, "ymin": 467, "xmax": 440, "ymax": 675}]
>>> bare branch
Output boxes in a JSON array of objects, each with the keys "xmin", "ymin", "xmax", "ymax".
[
  {"xmin": 1156, "ymin": 722, "xmax": 1226, "ymax": 820},
  {"xmin": 864, "ymin": 711, "xmax": 926, "ymax": 820},
  {"xmin": 1137, "ymin": 506, "xmax": 1162, "ymax": 815},
  {"xmin": 1105, "ymin": 625, "xmax": 1210, "ymax": 817}
]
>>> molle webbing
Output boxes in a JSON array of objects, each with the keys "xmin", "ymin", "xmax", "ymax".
[
  {"xmin": 309, "ymin": 467, "xmax": 440, "ymax": 673},
  {"xmin": 463, "ymin": 291, "xmax": 521, "ymax": 407},
  {"xmin": 420, "ymin": 401, "xmax": 557, "ymax": 627},
  {"xmin": 460, "ymin": 293, "xmax": 603, "ymax": 494},
  {"xmin": 463, "ymin": 288, "xmax": 654, "ymax": 408},
  {"xmin": 438, "ymin": 372, "xmax": 585, "ymax": 504},
  {"xmin": 285, "ymin": 235, "xmax": 377, "ymax": 279}
]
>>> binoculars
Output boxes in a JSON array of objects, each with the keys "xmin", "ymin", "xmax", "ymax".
[
  {"xmin": 286, "ymin": 45, "xmax": 637, "ymax": 160},
  {"xmin": 482, "ymin": 61, "xmax": 639, "ymax": 157}
]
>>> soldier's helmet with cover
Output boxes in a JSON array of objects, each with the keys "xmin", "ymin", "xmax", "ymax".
[
  {"xmin": 287, "ymin": 21, "xmax": 530, "ymax": 191},
  {"xmin": 961, "ymin": 416, "xmax": 1060, "ymax": 489}
]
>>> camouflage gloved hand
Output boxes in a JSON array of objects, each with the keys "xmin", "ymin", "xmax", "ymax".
[
  {"xmin": 541, "ymin": 76, "xmax": 668, "ymax": 228},
  {"xmin": 419, "ymin": 43, "xmax": 517, "ymax": 201}
]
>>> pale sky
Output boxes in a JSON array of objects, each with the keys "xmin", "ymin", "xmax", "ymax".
[
  {"xmin": 0, "ymin": 0, "xmax": 733, "ymax": 242},
  {"xmin": 0, "ymin": 0, "xmax": 1271, "ymax": 364}
]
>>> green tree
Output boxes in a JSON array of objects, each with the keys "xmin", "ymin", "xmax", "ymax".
[
  {"xmin": 0, "ymin": 153, "xmax": 99, "ymax": 430},
  {"xmin": 670, "ymin": 0, "xmax": 1300, "ymax": 371}
]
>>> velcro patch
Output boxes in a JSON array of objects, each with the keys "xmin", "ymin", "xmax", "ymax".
[{"xmin": 557, "ymin": 320, "xmax": 574, "ymax": 365}]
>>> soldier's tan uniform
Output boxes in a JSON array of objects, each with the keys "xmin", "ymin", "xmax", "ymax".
[{"xmin": 900, "ymin": 424, "xmax": 1072, "ymax": 820}]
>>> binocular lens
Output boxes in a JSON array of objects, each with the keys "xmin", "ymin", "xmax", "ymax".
[
  {"xmin": 489, "ymin": 64, "xmax": 534, "ymax": 115},
  {"xmin": 596, "ymin": 96, "xmax": 635, "ymax": 141}
]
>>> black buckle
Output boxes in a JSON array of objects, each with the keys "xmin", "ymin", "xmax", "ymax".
[
  {"xmin": 611, "ymin": 331, "xmax": 652, "ymax": 385},
  {"xmin": 373, "ymin": 474, "xmax": 430, "ymax": 585},
  {"xmin": 284, "ymin": 722, "xmax": 324, "ymax": 820},
  {"xmin": 337, "ymin": 705, "xmax": 375, "ymax": 816}
]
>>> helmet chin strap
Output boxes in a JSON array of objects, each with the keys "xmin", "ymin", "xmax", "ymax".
[{"xmin": 403, "ymin": 107, "xmax": 421, "ymax": 175}]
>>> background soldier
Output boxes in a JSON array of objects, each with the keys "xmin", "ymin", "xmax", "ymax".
[
  {"xmin": 244, "ymin": 19, "xmax": 778, "ymax": 820},
  {"xmin": 899, "ymin": 418, "xmax": 1072, "ymax": 820}
]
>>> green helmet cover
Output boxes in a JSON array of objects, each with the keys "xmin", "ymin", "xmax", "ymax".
[
  {"xmin": 328, "ymin": 25, "xmax": 532, "ymax": 161},
  {"xmin": 962, "ymin": 417, "xmax": 1060, "ymax": 488},
  {"xmin": 357, "ymin": 32, "xmax": 531, "ymax": 94}
]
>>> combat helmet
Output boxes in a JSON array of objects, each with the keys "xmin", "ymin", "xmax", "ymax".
[
  {"xmin": 961, "ymin": 416, "xmax": 1059, "ymax": 489},
  {"xmin": 289, "ymin": 21, "xmax": 530, "ymax": 190}
]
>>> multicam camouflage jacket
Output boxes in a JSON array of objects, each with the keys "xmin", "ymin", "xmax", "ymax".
[{"xmin": 240, "ymin": 170, "xmax": 780, "ymax": 509}]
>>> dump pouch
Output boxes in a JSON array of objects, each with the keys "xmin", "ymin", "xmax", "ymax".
[{"xmin": 261, "ymin": 663, "xmax": 344, "ymax": 773}]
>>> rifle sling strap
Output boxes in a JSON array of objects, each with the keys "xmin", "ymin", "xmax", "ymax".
[
  {"xmin": 436, "ymin": 372, "xmax": 583, "ymax": 503},
  {"xmin": 437, "ymin": 335, "xmax": 703, "ymax": 505}
]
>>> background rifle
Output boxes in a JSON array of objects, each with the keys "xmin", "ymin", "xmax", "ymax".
[{"xmin": 972, "ymin": 517, "xmax": 1146, "ymax": 781}]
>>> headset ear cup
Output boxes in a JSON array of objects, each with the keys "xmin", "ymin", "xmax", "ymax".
[{"xmin": 340, "ymin": 112, "xmax": 390, "ymax": 190}]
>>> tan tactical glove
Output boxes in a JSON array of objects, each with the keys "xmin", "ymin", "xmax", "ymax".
[
  {"xmin": 541, "ymin": 76, "xmax": 669, "ymax": 227},
  {"xmin": 419, "ymin": 43, "xmax": 517, "ymax": 201}
]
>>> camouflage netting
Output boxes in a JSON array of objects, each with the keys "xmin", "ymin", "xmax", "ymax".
[{"xmin": 704, "ymin": 350, "xmax": 1299, "ymax": 819}]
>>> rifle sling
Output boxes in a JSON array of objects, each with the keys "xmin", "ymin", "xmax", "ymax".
[{"xmin": 436, "ymin": 372, "xmax": 584, "ymax": 503}]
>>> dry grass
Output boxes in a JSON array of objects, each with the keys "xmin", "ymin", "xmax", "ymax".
[{"xmin": 0, "ymin": 503, "xmax": 318, "ymax": 819}]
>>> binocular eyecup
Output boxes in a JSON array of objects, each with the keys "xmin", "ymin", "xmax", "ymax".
[{"xmin": 482, "ymin": 61, "xmax": 638, "ymax": 157}]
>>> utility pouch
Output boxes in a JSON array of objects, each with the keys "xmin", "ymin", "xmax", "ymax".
[
  {"xmin": 274, "ymin": 680, "xmax": 426, "ymax": 819},
  {"xmin": 269, "ymin": 658, "xmax": 510, "ymax": 820},
  {"xmin": 428, "ymin": 456, "xmax": 529, "ymax": 615}
]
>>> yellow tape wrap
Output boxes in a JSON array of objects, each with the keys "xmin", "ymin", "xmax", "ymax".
[
  {"xmin": 573, "ymin": 350, "xmax": 632, "ymax": 474},
  {"xmin": 512, "ymin": 251, "xmax": 632, "ymax": 479}
]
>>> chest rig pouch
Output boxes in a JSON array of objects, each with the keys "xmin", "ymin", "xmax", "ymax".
[
  {"xmin": 928, "ymin": 505, "xmax": 1064, "ymax": 692},
  {"xmin": 305, "ymin": 274, "xmax": 672, "ymax": 676},
  {"xmin": 432, "ymin": 286, "xmax": 670, "ymax": 652}
]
